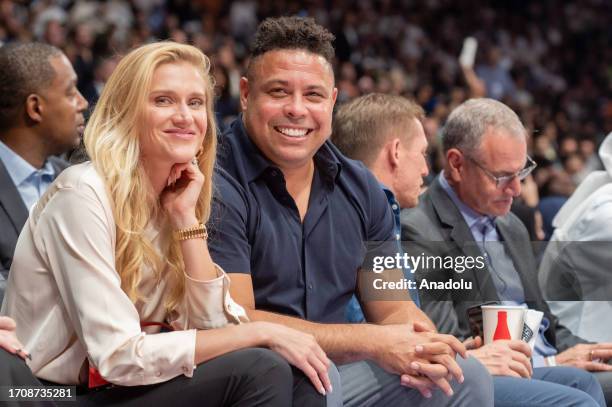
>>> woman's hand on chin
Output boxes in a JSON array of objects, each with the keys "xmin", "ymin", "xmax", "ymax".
[{"xmin": 161, "ymin": 158, "xmax": 204, "ymax": 228}]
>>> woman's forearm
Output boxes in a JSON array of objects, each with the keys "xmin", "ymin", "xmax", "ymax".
[
  {"xmin": 194, "ymin": 323, "xmax": 267, "ymax": 364},
  {"xmin": 179, "ymin": 236, "xmax": 218, "ymax": 281}
]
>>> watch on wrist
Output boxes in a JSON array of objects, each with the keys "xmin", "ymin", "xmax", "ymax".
[{"xmin": 174, "ymin": 222, "xmax": 208, "ymax": 241}]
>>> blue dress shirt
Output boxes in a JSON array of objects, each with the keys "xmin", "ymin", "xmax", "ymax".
[{"xmin": 0, "ymin": 140, "xmax": 55, "ymax": 210}]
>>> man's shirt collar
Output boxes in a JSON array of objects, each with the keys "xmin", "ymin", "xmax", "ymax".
[
  {"xmin": 0, "ymin": 140, "xmax": 54, "ymax": 187},
  {"xmin": 438, "ymin": 171, "xmax": 496, "ymax": 229},
  {"xmin": 379, "ymin": 182, "xmax": 398, "ymax": 207}
]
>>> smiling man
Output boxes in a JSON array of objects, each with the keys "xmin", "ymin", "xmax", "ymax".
[
  {"xmin": 208, "ymin": 17, "xmax": 493, "ymax": 407},
  {"xmin": 0, "ymin": 42, "xmax": 88, "ymax": 300}
]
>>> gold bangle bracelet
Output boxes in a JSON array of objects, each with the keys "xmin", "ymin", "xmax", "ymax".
[{"xmin": 173, "ymin": 222, "xmax": 208, "ymax": 241}]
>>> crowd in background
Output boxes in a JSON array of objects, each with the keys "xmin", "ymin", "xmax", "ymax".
[{"xmin": 1, "ymin": 0, "xmax": 610, "ymax": 240}]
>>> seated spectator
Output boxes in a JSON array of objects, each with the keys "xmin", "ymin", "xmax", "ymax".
[
  {"xmin": 1, "ymin": 41, "xmax": 330, "ymax": 406},
  {"xmin": 331, "ymin": 93, "xmax": 429, "ymax": 319},
  {"xmin": 0, "ymin": 42, "xmax": 88, "ymax": 302},
  {"xmin": 402, "ymin": 98, "xmax": 607, "ymax": 406},
  {"xmin": 540, "ymin": 132, "xmax": 612, "ymax": 343},
  {"xmin": 209, "ymin": 17, "xmax": 494, "ymax": 406}
]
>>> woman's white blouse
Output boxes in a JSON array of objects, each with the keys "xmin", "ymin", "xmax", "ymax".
[{"xmin": 1, "ymin": 162, "xmax": 247, "ymax": 386}]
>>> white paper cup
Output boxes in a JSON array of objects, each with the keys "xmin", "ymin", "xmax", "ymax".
[
  {"xmin": 482, "ymin": 305, "xmax": 525, "ymax": 344},
  {"xmin": 521, "ymin": 309, "xmax": 544, "ymax": 350}
]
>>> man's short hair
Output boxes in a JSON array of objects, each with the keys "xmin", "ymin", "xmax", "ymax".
[
  {"xmin": 332, "ymin": 93, "xmax": 424, "ymax": 166},
  {"xmin": 247, "ymin": 16, "xmax": 335, "ymax": 79},
  {"xmin": 0, "ymin": 42, "xmax": 62, "ymax": 131},
  {"xmin": 441, "ymin": 98, "xmax": 526, "ymax": 157}
]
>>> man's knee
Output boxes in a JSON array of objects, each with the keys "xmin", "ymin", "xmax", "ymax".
[
  {"xmin": 452, "ymin": 356, "xmax": 494, "ymax": 405},
  {"xmin": 572, "ymin": 368, "xmax": 603, "ymax": 392},
  {"xmin": 573, "ymin": 369, "xmax": 605, "ymax": 407}
]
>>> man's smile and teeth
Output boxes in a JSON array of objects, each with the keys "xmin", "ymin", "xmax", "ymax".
[{"xmin": 274, "ymin": 126, "xmax": 313, "ymax": 138}]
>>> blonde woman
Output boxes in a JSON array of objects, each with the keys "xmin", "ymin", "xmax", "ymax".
[{"xmin": 1, "ymin": 42, "xmax": 330, "ymax": 405}]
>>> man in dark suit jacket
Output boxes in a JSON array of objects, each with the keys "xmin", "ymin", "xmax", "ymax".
[
  {"xmin": 0, "ymin": 157, "xmax": 69, "ymax": 274},
  {"xmin": 0, "ymin": 42, "xmax": 88, "ymax": 300},
  {"xmin": 402, "ymin": 98, "xmax": 611, "ymax": 405}
]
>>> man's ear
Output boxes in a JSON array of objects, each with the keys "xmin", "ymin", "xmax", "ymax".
[
  {"xmin": 24, "ymin": 94, "xmax": 44, "ymax": 124},
  {"xmin": 239, "ymin": 76, "xmax": 249, "ymax": 112},
  {"xmin": 387, "ymin": 138, "xmax": 401, "ymax": 169},
  {"xmin": 446, "ymin": 148, "xmax": 464, "ymax": 182}
]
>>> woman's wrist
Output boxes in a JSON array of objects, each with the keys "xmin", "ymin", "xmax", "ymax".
[
  {"xmin": 249, "ymin": 322, "xmax": 270, "ymax": 347},
  {"xmin": 170, "ymin": 213, "xmax": 199, "ymax": 230}
]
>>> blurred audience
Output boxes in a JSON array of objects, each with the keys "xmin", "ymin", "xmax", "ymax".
[{"xmin": 0, "ymin": 1, "xmax": 609, "ymax": 216}]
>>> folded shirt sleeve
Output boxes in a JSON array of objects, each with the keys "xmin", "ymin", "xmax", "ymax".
[{"xmin": 170, "ymin": 264, "xmax": 249, "ymax": 330}]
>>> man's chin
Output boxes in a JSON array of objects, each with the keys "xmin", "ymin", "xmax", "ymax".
[
  {"xmin": 71, "ymin": 137, "xmax": 82, "ymax": 150},
  {"xmin": 491, "ymin": 200, "xmax": 512, "ymax": 216}
]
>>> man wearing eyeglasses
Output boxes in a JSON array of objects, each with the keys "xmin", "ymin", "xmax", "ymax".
[{"xmin": 401, "ymin": 98, "xmax": 610, "ymax": 406}]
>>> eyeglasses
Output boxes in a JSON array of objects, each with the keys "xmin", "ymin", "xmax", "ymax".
[{"xmin": 467, "ymin": 155, "xmax": 537, "ymax": 189}]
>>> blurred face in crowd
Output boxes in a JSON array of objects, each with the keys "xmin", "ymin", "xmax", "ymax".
[
  {"xmin": 40, "ymin": 54, "xmax": 88, "ymax": 155},
  {"xmin": 141, "ymin": 62, "xmax": 207, "ymax": 165},
  {"xmin": 240, "ymin": 49, "xmax": 338, "ymax": 172},
  {"xmin": 393, "ymin": 118, "xmax": 429, "ymax": 208},
  {"xmin": 451, "ymin": 128, "xmax": 526, "ymax": 217}
]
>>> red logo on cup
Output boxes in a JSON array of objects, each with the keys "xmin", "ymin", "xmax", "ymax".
[{"xmin": 493, "ymin": 311, "xmax": 512, "ymax": 341}]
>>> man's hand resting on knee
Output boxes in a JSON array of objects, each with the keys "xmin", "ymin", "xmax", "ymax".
[{"xmin": 369, "ymin": 321, "xmax": 467, "ymax": 398}]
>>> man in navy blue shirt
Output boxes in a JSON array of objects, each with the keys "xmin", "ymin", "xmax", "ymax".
[{"xmin": 208, "ymin": 16, "xmax": 493, "ymax": 406}]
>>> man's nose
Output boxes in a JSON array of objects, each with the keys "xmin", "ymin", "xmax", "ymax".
[
  {"xmin": 504, "ymin": 175, "xmax": 522, "ymax": 197},
  {"xmin": 422, "ymin": 161, "xmax": 430, "ymax": 177},
  {"xmin": 284, "ymin": 95, "xmax": 307, "ymax": 118},
  {"xmin": 77, "ymin": 90, "xmax": 88, "ymax": 112}
]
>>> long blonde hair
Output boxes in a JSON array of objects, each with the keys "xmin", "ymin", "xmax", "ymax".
[{"xmin": 83, "ymin": 42, "xmax": 217, "ymax": 311}]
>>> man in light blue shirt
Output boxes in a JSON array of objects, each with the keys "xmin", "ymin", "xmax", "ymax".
[
  {"xmin": 0, "ymin": 141, "xmax": 57, "ymax": 211},
  {"xmin": 0, "ymin": 42, "xmax": 88, "ymax": 297},
  {"xmin": 402, "ymin": 98, "xmax": 608, "ymax": 406}
]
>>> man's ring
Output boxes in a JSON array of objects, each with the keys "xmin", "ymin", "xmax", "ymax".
[
  {"xmin": 191, "ymin": 158, "xmax": 198, "ymax": 166},
  {"xmin": 590, "ymin": 350, "xmax": 594, "ymax": 361}
]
